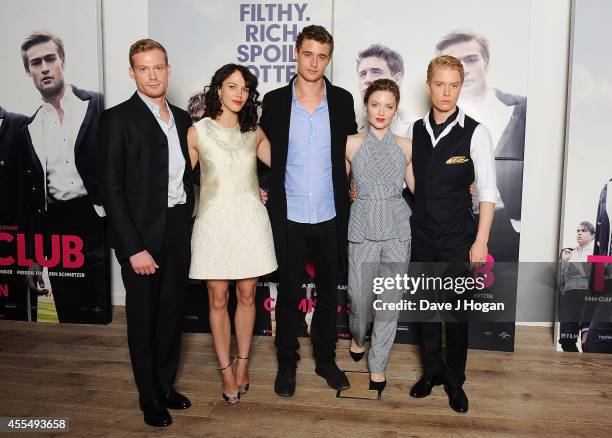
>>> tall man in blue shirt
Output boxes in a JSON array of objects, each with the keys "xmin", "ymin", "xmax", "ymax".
[{"xmin": 260, "ymin": 25, "xmax": 358, "ymax": 397}]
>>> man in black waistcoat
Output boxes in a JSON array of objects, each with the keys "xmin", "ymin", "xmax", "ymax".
[{"xmin": 408, "ymin": 56, "xmax": 497, "ymax": 413}]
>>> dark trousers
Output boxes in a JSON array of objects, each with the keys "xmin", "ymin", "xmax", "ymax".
[
  {"xmin": 585, "ymin": 322, "xmax": 612, "ymax": 353},
  {"xmin": 121, "ymin": 204, "xmax": 190, "ymax": 402},
  {"xmin": 0, "ymin": 213, "xmax": 28, "ymax": 321},
  {"xmin": 558, "ymin": 289, "xmax": 588, "ymax": 352},
  {"xmin": 585, "ymin": 298, "xmax": 612, "ymax": 353},
  {"xmin": 411, "ymin": 216, "xmax": 476, "ymax": 387},
  {"xmin": 45, "ymin": 196, "xmax": 109, "ymax": 324},
  {"xmin": 275, "ymin": 219, "xmax": 340, "ymax": 364}
]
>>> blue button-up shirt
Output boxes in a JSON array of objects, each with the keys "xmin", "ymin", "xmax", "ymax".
[{"xmin": 285, "ymin": 82, "xmax": 335, "ymax": 223}]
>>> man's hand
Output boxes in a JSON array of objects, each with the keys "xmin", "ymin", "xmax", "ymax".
[
  {"xmin": 469, "ymin": 240, "xmax": 488, "ymax": 266},
  {"xmin": 469, "ymin": 183, "xmax": 476, "ymax": 199},
  {"xmin": 129, "ymin": 250, "xmax": 159, "ymax": 275},
  {"xmin": 581, "ymin": 328, "xmax": 589, "ymax": 347},
  {"xmin": 259, "ymin": 188, "xmax": 268, "ymax": 205},
  {"xmin": 472, "ymin": 202, "xmax": 494, "ymax": 267},
  {"xmin": 561, "ymin": 248, "xmax": 572, "ymax": 262},
  {"xmin": 25, "ymin": 263, "xmax": 48, "ymax": 295}
]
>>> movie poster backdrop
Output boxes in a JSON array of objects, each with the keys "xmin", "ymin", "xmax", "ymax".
[
  {"xmin": 148, "ymin": 0, "xmax": 340, "ymax": 337},
  {"xmin": 331, "ymin": 0, "xmax": 531, "ymax": 351},
  {"xmin": 0, "ymin": 0, "xmax": 110, "ymax": 324},
  {"xmin": 150, "ymin": 0, "xmax": 532, "ymax": 351},
  {"xmin": 556, "ymin": 0, "xmax": 612, "ymax": 353}
]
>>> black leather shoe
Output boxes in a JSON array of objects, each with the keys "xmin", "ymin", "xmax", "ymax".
[
  {"xmin": 274, "ymin": 364, "xmax": 297, "ymax": 397},
  {"xmin": 315, "ymin": 361, "xmax": 350, "ymax": 391},
  {"xmin": 160, "ymin": 384, "xmax": 191, "ymax": 410},
  {"xmin": 409, "ymin": 375, "xmax": 442, "ymax": 398},
  {"xmin": 444, "ymin": 384, "xmax": 469, "ymax": 413},
  {"xmin": 139, "ymin": 397, "xmax": 172, "ymax": 427}
]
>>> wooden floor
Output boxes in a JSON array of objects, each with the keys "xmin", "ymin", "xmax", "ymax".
[{"xmin": 1, "ymin": 308, "xmax": 612, "ymax": 437}]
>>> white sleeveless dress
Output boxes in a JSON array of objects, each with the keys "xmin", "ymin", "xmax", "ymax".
[{"xmin": 189, "ymin": 117, "xmax": 277, "ymax": 279}]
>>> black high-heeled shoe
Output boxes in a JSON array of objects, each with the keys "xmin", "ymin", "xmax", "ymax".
[
  {"xmin": 233, "ymin": 354, "xmax": 250, "ymax": 395},
  {"xmin": 369, "ymin": 378, "xmax": 387, "ymax": 394},
  {"xmin": 349, "ymin": 341, "xmax": 366, "ymax": 362},
  {"xmin": 218, "ymin": 362, "xmax": 240, "ymax": 405},
  {"xmin": 349, "ymin": 349, "xmax": 365, "ymax": 362}
]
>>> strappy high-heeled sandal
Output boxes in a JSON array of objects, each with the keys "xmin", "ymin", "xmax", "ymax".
[
  {"xmin": 233, "ymin": 355, "xmax": 250, "ymax": 395},
  {"xmin": 218, "ymin": 362, "xmax": 240, "ymax": 404}
]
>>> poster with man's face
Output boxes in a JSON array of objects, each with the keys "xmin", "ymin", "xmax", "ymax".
[
  {"xmin": 148, "ymin": 0, "xmax": 339, "ymax": 335},
  {"xmin": 332, "ymin": 0, "xmax": 531, "ymax": 352},
  {"xmin": 0, "ymin": 0, "xmax": 102, "ymax": 114},
  {"xmin": 0, "ymin": 0, "xmax": 108, "ymax": 324},
  {"xmin": 557, "ymin": 0, "xmax": 612, "ymax": 354},
  {"xmin": 332, "ymin": 0, "xmax": 530, "ymax": 132},
  {"xmin": 149, "ymin": 0, "xmax": 333, "ymax": 108}
]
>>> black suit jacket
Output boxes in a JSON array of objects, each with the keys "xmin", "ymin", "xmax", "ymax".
[
  {"xmin": 259, "ymin": 76, "xmax": 357, "ymax": 273},
  {"xmin": 494, "ymin": 88, "xmax": 526, "ymax": 222},
  {"xmin": 20, "ymin": 85, "xmax": 103, "ymax": 223},
  {"xmin": 580, "ymin": 180, "xmax": 611, "ymax": 329},
  {"xmin": 98, "ymin": 92, "xmax": 194, "ymax": 262},
  {"xmin": 0, "ymin": 108, "xmax": 29, "ymax": 223}
]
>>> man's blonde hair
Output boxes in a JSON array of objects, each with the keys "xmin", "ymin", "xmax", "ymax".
[
  {"xmin": 426, "ymin": 55, "xmax": 464, "ymax": 83},
  {"xmin": 129, "ymin": 38, "xmax": 168, "ymax": 67}
]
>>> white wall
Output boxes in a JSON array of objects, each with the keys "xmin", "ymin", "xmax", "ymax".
[
  {"xmin": 101, "ymin": 0, "xmax": 573, "ymax": 321},
  {"xmin": 515, "ymin": 0, "xmax": 571, "ymax": 326}
]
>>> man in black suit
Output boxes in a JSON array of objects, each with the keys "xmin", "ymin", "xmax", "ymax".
[
  {"xmin": 0, "ymin": 107, "xmax": 29, "ymax": 224},
  {"xmin": 0, "ymin": 107, "xmax": 29, "ymax": 321},
  {"xmin": 19, "ymin": 31, "xmax": 109, "ymax": 323},
  {"xmin": 98, "ymin": 39, "xmax": 194, "ymax": 427},
  {"xmin": 260, "ymin": 25, "xmax": 357, "ymax": 397}
]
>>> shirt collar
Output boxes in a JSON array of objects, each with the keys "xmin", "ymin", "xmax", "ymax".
[
  {"xmin": 42, "ymin": 84, "xmax": 75, "ymax": 113},
  {"xmin": 423, "ymin": 106, "xmax": 465, "ymax": 130},
  {"xmin": 137, "ymin": 90, "xmax": 172, "ymax": 120},
  {"xmin": 291, "ymin": 79, "xmax": 328, "ymax": 103}
]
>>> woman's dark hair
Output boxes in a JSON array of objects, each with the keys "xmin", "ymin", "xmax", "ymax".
[
  {"xmin": 363, "ymin": 78, "xmax": 400, "ymax": 106},
  {"xmin": 203, "ymin": 64, "xmax": 260, "ymax": 133}
]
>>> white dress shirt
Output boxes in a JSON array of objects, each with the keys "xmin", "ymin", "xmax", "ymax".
[
  {"xmin": 458, "ymin": 90, "xmax": 514, "ymax": 149},
  {"xmin": 40, "ymin": 86, "xmax": 88, "ymax": 201},
  {"xmin": 408, "ymin": 107, "xmax": 502, "ymax": 210},
  {"xmin": 137, "ymin": 91, "xmax": 186, "ymax": 207},
  {"xmin": 569, "ymin": 240, "xmax": 595, "ymax": 263}
]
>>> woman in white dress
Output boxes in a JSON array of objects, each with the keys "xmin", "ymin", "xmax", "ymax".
[{"xmin": 187, "ymin": 64, "xmax": 276, "ymax": 404}]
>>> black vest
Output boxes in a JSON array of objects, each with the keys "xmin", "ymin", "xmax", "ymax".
[{"xmin": 412, "ymin": 113, "xmax": 478, "ymax": 231}]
